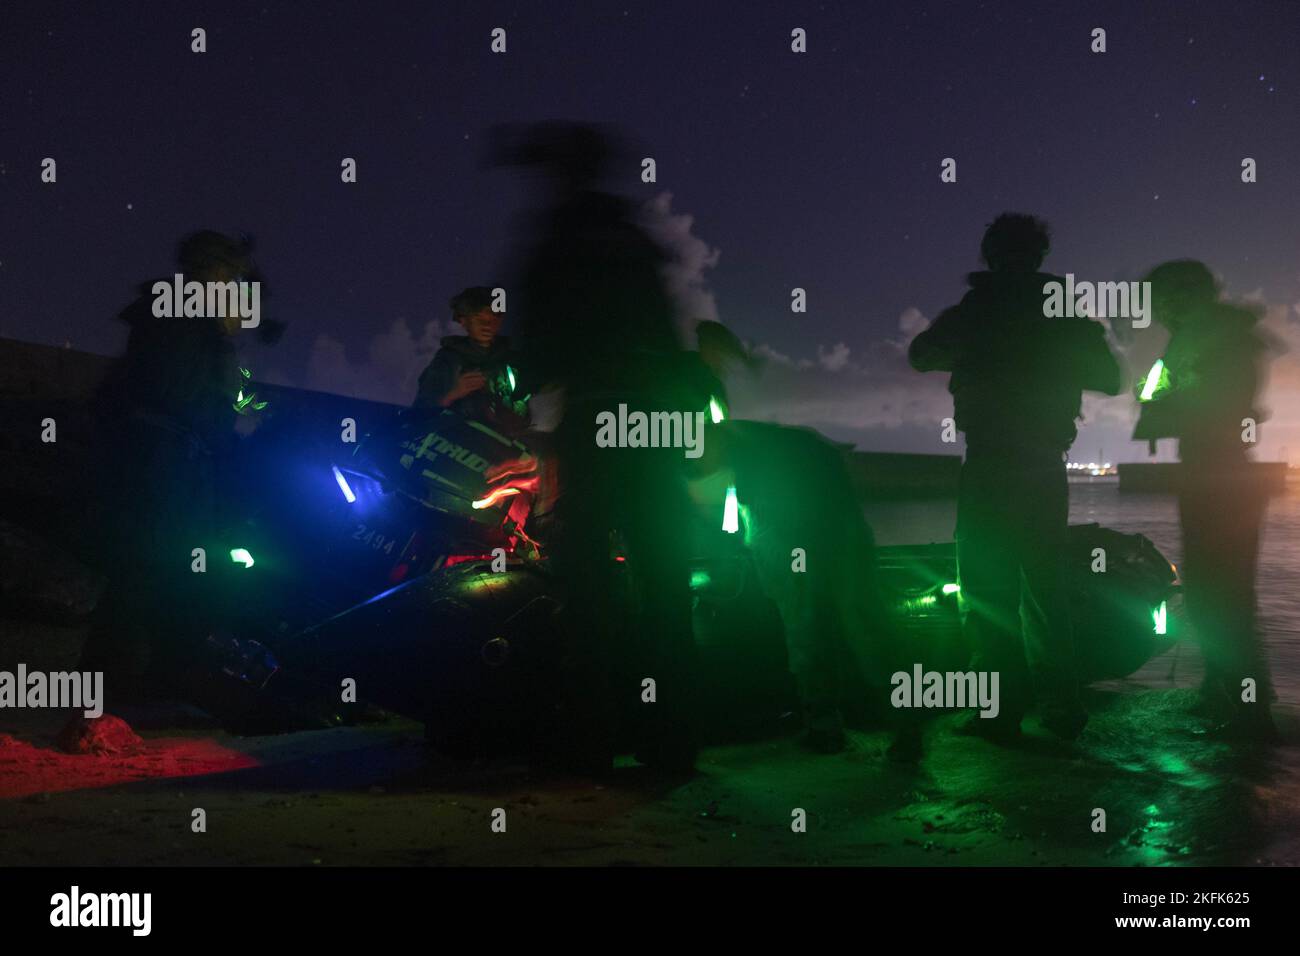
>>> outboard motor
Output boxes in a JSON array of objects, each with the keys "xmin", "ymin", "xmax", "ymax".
[{"xmin": 194, "ymin": 409, "xmax": 554, "ymax": 742}]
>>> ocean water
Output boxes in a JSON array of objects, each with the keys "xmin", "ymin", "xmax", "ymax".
[{"xmin": 863, "ymin": 478, "xmax": 1299, "ymax": 715}]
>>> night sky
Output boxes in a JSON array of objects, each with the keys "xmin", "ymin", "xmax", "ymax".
[{"xmin": 4, "ymin": 0, "xmax": 1298, "ymax": 461}]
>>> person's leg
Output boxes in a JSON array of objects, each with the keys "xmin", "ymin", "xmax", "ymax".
[
  {"xmin": 1183, "ymin": 471, "xmax": 1274, "ymax": 738},
  {"xmin": 791, "ymin": 581, "xmax": 848, "ymax": 750},
  {"xmin": 80, "ymin": 575, "xmax": 154, "ymax": 706},
  {"xmin": 1017, "ymin": 460, "xmax": 1084, "ymax": 738},
  {"xmin": 955, "ymin": 455, "xmax": 1031, "ymax": 735},
  {"xmin": 620, "ymin": 460, "xmax": 699, "ymax": 770},
  {"xmin": 142, "ymin": 435, "xmax": 222, "ymax": 697},
  {"xmin": 1178, "ymin": 481, "xmax": 1228, "ymax": 711},
  {"xmin": 82, "ymin": 424, "xmax": 195, "ymax": 705},
  {"xmin": 539, "ymin": 421, "xmax": 620, "ymax": 772},
  {"xmin": 78, "ymin": 419, "xmax": 155, "ymax": 704},
  {"xmin": 745, "ymin": 511, "xmax": 850, "ymax": 751}
]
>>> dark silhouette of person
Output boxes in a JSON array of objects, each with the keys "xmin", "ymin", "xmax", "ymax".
[
  {"xmin": 494, "ymin": 122, "xmax": 699, "ymax": 773},
  {"xmin": 682, "ymin": 322, "xmax": 910, "ymax": 756},
  {"xmin": 691, "ymin": 418, "xmax": 907, "ymax": 755},
  {"xmin": 81, "ymin": 231, "xmax": 274, "ymax": 702},
  {"xmin": 1134, "ymin": 260, "xmax": 1277, "ymax": 742},
  {"xmin": 909, "ymin": 213, "xmax": 1121, "ymax": 742},
  {"xmin": 411, "ymin": 286, "xmax": 529, "ymax": 435},
  {"xmin": 693, "ymin": 319, "xmax": 759, "ymax": 411}
]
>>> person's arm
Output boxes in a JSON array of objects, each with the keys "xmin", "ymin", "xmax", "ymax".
[
  {"xmin": 413, "ymin": 349, "xmax": 460, "ymax": 411},
  {"xmin": 1130, "ymin": 334, "xmax": 1252, "ymax": 443},
  {"xmin": 440, "ymin": 369, "xmax": 487, "ymax": 408},
  {"xmin": 1074, "ymin": 319, "xmax": 1122, "ymax": 395},
  {"xmin": 908, "ymin": 305, "xmax": 965, "ymax": 372}
]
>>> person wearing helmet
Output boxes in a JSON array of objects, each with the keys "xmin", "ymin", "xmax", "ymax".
[
  {"xmin": 82, "ymin": 231, "xmax": 272, "ymax": 702},
  {"xmin": 1135, "ymin": 260, "xmax": 1277, "ymax": 742}
]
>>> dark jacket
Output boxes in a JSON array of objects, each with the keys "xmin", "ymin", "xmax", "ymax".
[
  {"xmin": 97, "ymin": 288, "xmax": 241, "ymax": 449},
  {"xmin": 92, "ymin": 288, "xmax": 241, "ymax": 570},
  {"xmin": 910, "ymin": 270, "xmax": 1121, "ymax": 455},
  {"xmin": 514, "ymin": 189, "xmax": 682, "ymax": 409},
  {"xmin": 724, "ymin": 420, "xmax": 895, "ymax": 688},
  {"xmin": 412, "ymin": 334, "xmax": 529, "ymax": 433},
  {"xmin": 1133, "ymin": 304, "xmax": 1267, "ymax": 464}
]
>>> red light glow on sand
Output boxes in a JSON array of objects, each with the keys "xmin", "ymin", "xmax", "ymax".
[{"xmin": 0, "ymin": 733, "xmax": 259, "ymax": 800}]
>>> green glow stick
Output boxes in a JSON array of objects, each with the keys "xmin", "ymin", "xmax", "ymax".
[
  {"xmin": 722, "ymin": 485, "xmax": 739, "ymax": 534},
  {"xmin": 1140, "ymin": 359, "xmax": 1165, "ymax": 402}
]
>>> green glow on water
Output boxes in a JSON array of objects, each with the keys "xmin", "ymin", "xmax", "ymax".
[{"xmin": 690, "ymin": 569, "xmax": 712, "ymax": 590}]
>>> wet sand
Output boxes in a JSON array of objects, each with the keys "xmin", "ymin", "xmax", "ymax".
[{"xmin": 2, "ymin": 622, "xmax": 1296, "ymax": 867}]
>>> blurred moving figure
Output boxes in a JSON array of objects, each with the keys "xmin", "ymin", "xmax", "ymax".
[
  {"xmin": 81, "ymin": 231, "xmax": 271, "ymax": 701},
  {"xmin": 411, "ymin": 285, "xmax": 530, "ymax": 436},
  {"xmin": 1135, "ymin": 260, "xmax": 1277, "ymax": 742},
  {"xmin": 910, "ymin": 213, "xmax": 1121, "ymax": 742},
  {"xmin": 495, "ymin": 122, "xmax": 699, "ymax": 773}
]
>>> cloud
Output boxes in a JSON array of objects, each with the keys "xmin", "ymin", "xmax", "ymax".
[
  {"xmin": 639, "ymin": 195, "xmax": 957, "ymax": 445},
  {"xmin": 817, "ymin": 342, "xmax": 851, "ymax": 372},
  {"xmin": 640, "ymin": 191, "xmax": 722, "ymax": 333},
  {"xmin": 300, "ymin": 314, "xmax": 455, "ymax": 405},
  {"xmin": 729, "ymin": 307, "xmax": 955, "ymax": 443},
  {"xmin": 892, "ymin": 306, "xmax": 930, "ymax": 351}
]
